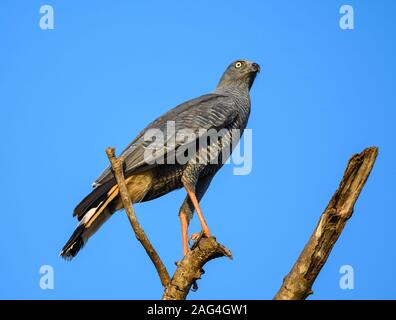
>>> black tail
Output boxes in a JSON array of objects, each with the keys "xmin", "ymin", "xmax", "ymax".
[
  {"xmin": 60, "ymin": 224, "xmax": 85, "ymax": 260},
  {"xmin": 61, "ymin": 181, "xmax": 119, "ymax": 260},
  {"xmin": 73, "ymin": 179, "xmax": 115, "ymax": 221}
]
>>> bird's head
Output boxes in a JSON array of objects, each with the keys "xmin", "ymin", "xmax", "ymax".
[{"xmin": 216, "ymin": 60, "xmax": 260, "ymax": 92}]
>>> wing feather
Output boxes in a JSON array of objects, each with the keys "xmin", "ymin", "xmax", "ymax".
[{"xmin": 93, "ymin": 93, "xmax": 237, "ymax": 187}]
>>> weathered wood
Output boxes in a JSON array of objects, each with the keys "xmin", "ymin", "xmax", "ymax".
[
  {"xmin": 274, "ymin": 147, "xmax": 378, "ymax": 300},
  {"xmin": 106, "ymin": 147, "xmax": 171, "ymax": 288},
  {"xmin": 106, "ymin": 147, "xmax": 232, "ymax": 299},
  {"xmin": 162, "ymin": 235, "xmax": 232, "ymax": 300}
]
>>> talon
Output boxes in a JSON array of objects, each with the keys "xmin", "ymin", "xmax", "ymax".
[
  {"xmin": 191, "ymin": 233, "xmax": 200, "ymax": 240},
  {"xmin": 188, "ymin": 233, "xmax": 198, "ymax": 247}
]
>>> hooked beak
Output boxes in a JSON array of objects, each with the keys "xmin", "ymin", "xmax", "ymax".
[{"xmin": 251, "ymin": 62, "xmax": 260, "ymax": 73}]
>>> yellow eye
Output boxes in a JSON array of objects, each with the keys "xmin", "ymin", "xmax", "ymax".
[{"xmin": 235, "ymin": 61, "xmax": 243, "ymax": 68}]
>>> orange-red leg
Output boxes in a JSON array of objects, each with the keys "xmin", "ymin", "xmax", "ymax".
[
  {"xmin": 184, "ymin": 185, "xmax": 211, "ymax": 238},
  {"xmin": 179, "ymin": 211, "xmax": 189, "ymax": 256}
]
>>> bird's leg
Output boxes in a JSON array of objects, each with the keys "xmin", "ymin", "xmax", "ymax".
[
  {"xmin": 183, "ymin": 185, "xmax": 211, "ymax": 238},
  {"xmin": 179, "ymin": 211, "xmax": 189, "ymax": 256}
]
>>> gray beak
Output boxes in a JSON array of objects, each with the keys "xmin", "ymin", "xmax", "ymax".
[{"xmin": 252, "ymin": 62, "xmax": 261, "ymax": 73}]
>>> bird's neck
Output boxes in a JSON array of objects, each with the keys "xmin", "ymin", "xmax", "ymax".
[
  {"xmin": 214, "ymin": 85, "xmax": 251, "ymax": 120},
  {"xmin": 214, "ymin": 84, "xmax": 250, "ymax": 97}
]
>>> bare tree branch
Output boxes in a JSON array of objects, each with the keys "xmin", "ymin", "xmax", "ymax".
[
  {"xmin": 106, "ymin": 147, "xmax": 232, "ymax": 299},
  {"xmin": 106, "ymin": 147, "xmax": 170, "ymax": 287},
  {"xmin": 162, "ymin": 234, "xmax": 233, "ymax": 300},
  {"xmin": 274, "ymin": 146, "xmax": 378, "ymax": 300}
]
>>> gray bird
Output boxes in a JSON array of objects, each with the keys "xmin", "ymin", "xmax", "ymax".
[{"xmin": 61, "ymin": 59, "xmax": 260, "ymax": 259}]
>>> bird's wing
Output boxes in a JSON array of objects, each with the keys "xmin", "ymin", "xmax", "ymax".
[{"xmin": 93, "ymin": 93, "xmax": 237, "ymax": 187}]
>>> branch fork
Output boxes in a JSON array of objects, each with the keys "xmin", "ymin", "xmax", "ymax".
[{"xmin": 106, "ymin": 147, "xmax": 231, "ymax": 299}]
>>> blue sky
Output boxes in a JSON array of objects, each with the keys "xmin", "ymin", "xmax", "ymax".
[{"xmin": 1, "ymin": 0, "xmax": 395, "ymax": 299}]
